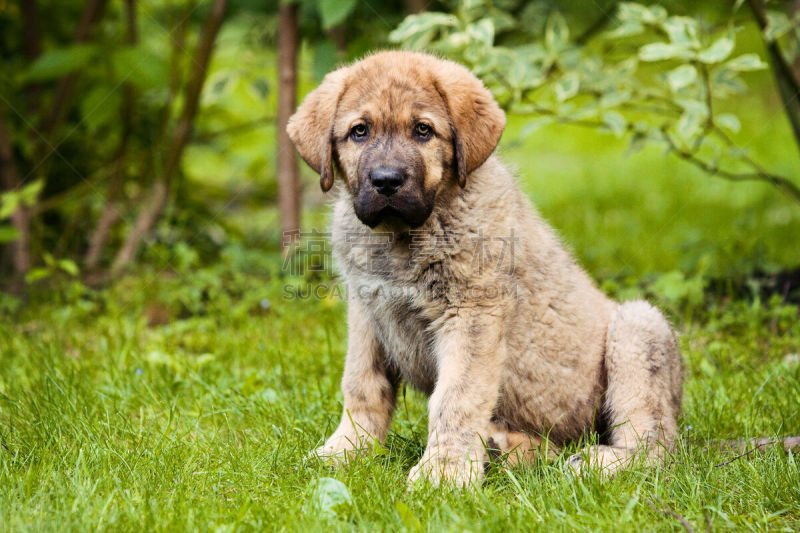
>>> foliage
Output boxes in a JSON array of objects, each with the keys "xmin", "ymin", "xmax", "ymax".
[
  {"xmin": 390, "ymin": 0, "xmax": 800, "ymax": 203},
  {"xmin": 0, "ymin": 0, "xmax": 416, "ymax": 292},
  {"xmin": 0, "ymin": 180, "xmax": 40, "ymax": 243},
  {"xmin": 1, "ymin": 269, "xmax": 799, "ymax": 531}
]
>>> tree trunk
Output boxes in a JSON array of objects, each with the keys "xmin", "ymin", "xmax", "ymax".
[
  {"xmin": 40, "ymin": 0, "xmax": 109, "ymax": 136},
  {"xmin": 748, "ymin": 0, "xmax": 800, "ymax": 156},
  {"xmin": 277, "ymin": 2, "xmax": 300, "ymax": 245},
  {"xmin": 20, "ymin": 0, "xmax": 41, "ymax": 111},
  {"xmin": 405, "ymin": 0, "xmax": 426, "ymax": 14},
  {"xmin": 110, "ymin": 0, "xmax": 228, "ymax": 276},
  {"xmin": 329, "ymin": 24, "xmax": 347, "ymax": 57},
  {"xmin": 85, "ymin": 0, "xmax": 137, "ymax": 272},
  {"xmin": 0, "ymin": 112, "xmax": 30, "ymax": 294},
  {"xmin": 793, "ymin": 0, "xmax": 800, "ymax": 82}
]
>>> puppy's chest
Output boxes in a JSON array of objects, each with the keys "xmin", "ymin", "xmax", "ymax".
[
  {"xmin": 338, "ymin": 240, "xmax": 452, "ymax": 394},
  {"xmin": 362, "ymin": 287, "xmax": 438, "ymax": 393}
]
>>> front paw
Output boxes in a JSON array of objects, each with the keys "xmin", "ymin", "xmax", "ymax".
[
  {"xmin": 564, "ymin": 445, "xmax": 632, "ymax": 478},
  {"xmin": 308, "ymin": 434, "xmax": 370, "ymax": 466},
  {"xmin": 407, "ymin": 453, "xmax": 485, "ymax": 488}
]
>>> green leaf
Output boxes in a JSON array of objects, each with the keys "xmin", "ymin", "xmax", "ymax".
[
  {"xmin": 697, "ymin": 36, "xmax": 734, "ymax": 64},
  {"xmin": 617, "ymin": 3, "xmax": 650, "ymax": 23},
  {"xmin": 506, "ymin": 52, "xmax": 545, "ymax": 90},
  {"xmin": 606, "ymin": 21, "xmax": 644, "ymax": 38},
  {"xmin": 555, "ymin": 73, "xmax": 579, "ymax": 101},
  {"xmin": 306, "ymin": 478, "xmax": 354, "ymax": 521},
  {"xmin": 651, "ymin": 270, "xmax": 705, "ymax": 307},
  {"xmin": 0, "ymin": 191, "xmax": 20, "ymax": 219},
  {"xmin": 725, "ymin": 53, "xmax": 768, "ymax": 71},
  {"xmin": 602, "ymin": 111, "xmax": 627, "ymax": 137},
  {"xmin": 405, "ymin": 28, "xmax": 438, "ymax": 51},
  {"xmin": 460, "ymin": 0, "xmax": 485, "ymax": 22},
  {"xmin": 312, "ymin": 40, "xmax": 339, "ymax": 82},
  {"xmin": 396, "ymin": 501, "xmax": 422, "ymax": 532},
  {"xmin": 638, "ymin": 42, "xmax": 693, "ymax": 61},
  {"xmin": 25, "ymin": 268, "xmax": 51, "ymax": 284},
  {"xmin": 765, "ymin": 10, "xmax": 793, "ymax": 41},
  {"xmin": 24, "ymin": 44, "xmax": 96, "ymax": 81},
  {"xmin": 545, "ymin": 12, "xmax": 569, "ymax": 52},
  {"xmin": 467, "ymin": 19, "xmax": 494, "ymax": 47},
  {"xmin": 599, "ymin": 88, "xmax": 632, "ymax": 108},
  {"xmin": 646, "ymin": 5, "xmax": 668, "ymax": 23},
  {"xmin": 317, "ymin": 0, "xmax": 356, "ymax": 30},
  {"xmin": 675, "ymin": 98, "xmax": 708, "ymax": 118},
  {"xmin": 388, "ymin": 13, "xmax": 458, "ymax": 47},
  {"xmin": 716, "ymin": 113, "xmax": 741, "ymax": 133},
  {"xmin": 666, "ymin": 64, "xmax": 697, "ymax": 91},
  {"xmin": 618, "ymin": 3, "xmax": 667, "ymax": 24},
  {"xmin": 441, "ymin": 31, "xmax": 471, "ymax": 52},
  {"xmin": 711, "ymin": 67, "xmax": 747, "ymax": 97},
  {"xmin": 676, "ymin": 110, "xmax": 703, "ymax": 142},
  {"xmin": 370, "ymin": 438, "xmax": 389, "ymax": 456},
  {"xmin": 19, "ymin": 179, "xmax": 43, "ymax": 206},
  {"xmin": 58, "ymin": 259, "xmax": 79, "ymax": 276},
  {"xmin": 80, "ymin": 85, "xmax": 122, "ymax": 133},
  {"xmin": 111, "ymin": 46, "xmax": 168, "ymax": 89},
  {"xmin": 661, "ymin": 16, "xmax": 700, "ymax": 47},
  {"xmin": 0, "ymin": 224, "xmax": 20, "ymax": 244}
]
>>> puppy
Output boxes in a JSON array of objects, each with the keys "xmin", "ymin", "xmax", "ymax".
[{"xmin": 287, "ymin": 51, "xmax": 683, "ymax": 486}]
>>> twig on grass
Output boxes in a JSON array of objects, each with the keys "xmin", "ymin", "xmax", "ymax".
[
  {"xmin": 647, "ymin": 496, "xmax": 696, "ymax": 533},
  {"xmin": 712, "ymin": 438, "xmax": 779, "ymax": 468}
]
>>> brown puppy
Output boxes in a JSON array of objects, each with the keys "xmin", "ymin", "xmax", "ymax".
[{"xmin": 287, "ymin": 51, "xmax": 683, "ymax": 486}]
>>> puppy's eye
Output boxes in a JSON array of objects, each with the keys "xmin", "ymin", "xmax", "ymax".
[
  {"xmin": 350, "ymin": 124, "xmax": 368, "ymax": 141},
  {"xmin": 414, "ymin": 122, "xmax": 433, "ymax": 140}
]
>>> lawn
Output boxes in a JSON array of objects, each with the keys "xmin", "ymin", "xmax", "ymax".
[
  {"xmin": 2, "ymin": 65, "xmax": 800, "ymax": 532},
  {"xmin": 1, "ymin": 268, "xmax": 799, "ymax": 531}
]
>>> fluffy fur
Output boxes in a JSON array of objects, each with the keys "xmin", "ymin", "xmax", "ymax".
[{"xmin": 287, "ymin": 51, "xmax": 683, "ymax": 486}]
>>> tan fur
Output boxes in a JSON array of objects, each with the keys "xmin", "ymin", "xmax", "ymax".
[{"xmin": 288, "ymin": 51, "xmax": 684, "ymax": 486}]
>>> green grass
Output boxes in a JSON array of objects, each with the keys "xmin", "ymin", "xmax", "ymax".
[
  {"xmin": 1, "ymin": 263, "xmax": 799, "ymax": 531},
  {"xmin": 4, "ymin": 35, "xmax": 800, "ymax": 531}
]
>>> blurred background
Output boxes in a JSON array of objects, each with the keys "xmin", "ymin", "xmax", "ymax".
[
  {"xmin": 2, "ymin": 4, "xmax": 800, "ymax": 528},
  {"xmin": 0, "ymin": 0, "xmax": 799, "ymax": 313}
]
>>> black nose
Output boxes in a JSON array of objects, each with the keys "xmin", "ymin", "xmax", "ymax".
[{"xmin": 370, "ymin": 167, "xmax": 406, "ymax": 196}]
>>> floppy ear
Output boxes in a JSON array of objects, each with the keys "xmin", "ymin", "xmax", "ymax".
[
  {"xmin": 433, "ymin": 61, "xmax": 506, "ymax": 187},
  {"xmin": 286, "ymin": 67, "xmax": 351, "ymax": 192}
]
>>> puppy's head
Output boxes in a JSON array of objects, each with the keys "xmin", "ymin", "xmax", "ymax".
[{"xmin": 287, "ymin": 51, "xmax": 506, "ymax": 229}]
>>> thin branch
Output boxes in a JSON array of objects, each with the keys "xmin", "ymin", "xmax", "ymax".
[
  {"xmin": 40, "ymin": 0, "xmax": 109, "ymax": 136},
  {"xmin": 747, "ymin": 0, "xmax": 800, "ymax": 155},
  {"xmin": 661, "ymin": 129, "xmax": 800, "ymax": 205},
  {"xmin": 85, "ymin": 0, "xmax": 138, "ymax": 271},
  {"xmin": 514, "ymin": 103, "xmax": 800, "ymax": 205},
  {"xmin": 192, "ymin": 115, "xmax": 275, "ymax": 142},
  {"xmin": 0, "ymin": 109, "xmax": 31, "ymax": 293},
  {"xmin": 710, "ymin": 436, "xmax": 800, "ymax": 467},
  {"xmin": 277, "ymin": 1, "xmax": 300, "ymax": 241},
  {"xmin": 647, "ymin": 496, "xmax": 695, "ymax": 533},
  {"xmin": 20, "ymin": 0, "xmax": 42, "ymax": 112},
  {"xmin": 158, "ymin": 2, "xmax": 194, "ymax": 142},
  {"xmin": 111, "ymin": 0, "xmax": 229, "ymax": 276}
]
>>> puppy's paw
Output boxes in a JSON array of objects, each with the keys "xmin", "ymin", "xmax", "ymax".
[
  {"xmin": 407, "ymin": 455, "xmax": 484, "ymax": 488},
  {"xmin": 564, "ymin": 445, "xmax": 632, "ymax": 478},
  {"xmin": 307, "ymin": 434, "xmax": 370, "ymax": 467},
  {"xmin": 563, "ymin": 452, "xmax": 588, "ymax": 477}
]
